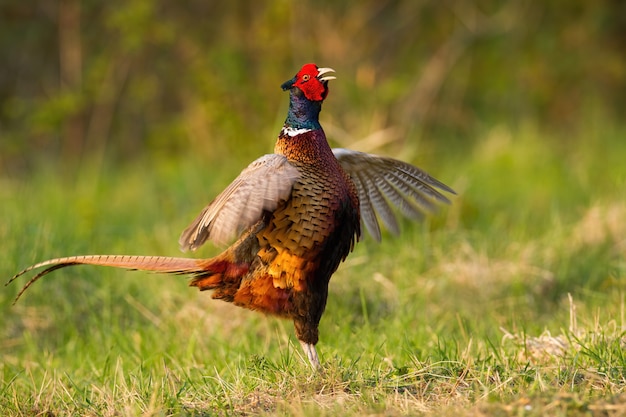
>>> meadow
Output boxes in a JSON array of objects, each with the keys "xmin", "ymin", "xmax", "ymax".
[
  {"xmin": 1, "ymin": 2, "xmax": 625, "ymax": 414},
  {"xmin": 1, "ymin": 119, "xmax": 625, "ymax": 416}
]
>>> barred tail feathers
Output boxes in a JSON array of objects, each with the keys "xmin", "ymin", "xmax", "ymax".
[{"xmin": 7, "ymin": 255, "xmax": 211, "ymax": 304}]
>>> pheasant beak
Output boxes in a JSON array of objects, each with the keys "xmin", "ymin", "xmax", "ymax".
[{"xmin": 317, "ymin": 67, "xmax": 336, "ymax": 82}]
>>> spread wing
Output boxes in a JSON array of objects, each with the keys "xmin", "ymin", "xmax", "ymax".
[
  {"xmin": 179, "ymin": 154, "xmax": 300, "ymax": 251},
  {"xmin": 332, "ymin": 148, "xmax": 455, "ymax": 241}
]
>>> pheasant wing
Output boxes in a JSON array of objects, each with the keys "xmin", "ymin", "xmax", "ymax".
[
  {"xmin": 179, "ymin": 154, "xmax": 300, "ymax": 251},
  {"xmin": 332, "ymin": 148, "xmax": 454, "ymax": 241}
]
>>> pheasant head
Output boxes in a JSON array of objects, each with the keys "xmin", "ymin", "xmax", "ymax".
[
  {"xmin": 281, "ymin": 63, "xmax": 336, "ymax": 101},
  {"xmin": 281, "ymin": 63, "xmax": 336, "ymax": 132}
]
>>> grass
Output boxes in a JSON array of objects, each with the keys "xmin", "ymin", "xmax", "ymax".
[{"xmin": 1, "ymin": 123, "xmax": 625, "ymax": 416}]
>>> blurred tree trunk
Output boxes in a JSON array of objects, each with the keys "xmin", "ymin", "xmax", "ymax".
[{"xmin": 58, "ymin": 0, "xmax": 83, "ymax": 161}]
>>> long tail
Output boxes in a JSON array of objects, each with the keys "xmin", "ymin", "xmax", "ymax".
[{"xmin": 6, "ymin": 255, "xmax": 210, "ymax": 304}]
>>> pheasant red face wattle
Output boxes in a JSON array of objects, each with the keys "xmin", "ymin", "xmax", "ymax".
[{"xmin": 281, "ymin": 63, "xmax": 335, "ymax": 102}]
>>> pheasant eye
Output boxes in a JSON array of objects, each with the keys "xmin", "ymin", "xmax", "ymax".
[{"xmin": 302, "ymin": 74, "xmax": 310, "ymax": 81}]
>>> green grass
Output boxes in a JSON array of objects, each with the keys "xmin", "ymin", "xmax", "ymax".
[{"xmin": 1, "ymin": 124, "xmax": 626, "ymax": 416}]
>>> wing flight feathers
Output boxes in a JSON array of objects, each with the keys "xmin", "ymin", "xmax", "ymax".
[
  {"xmin": 179, "ymin": 154, "xmax": 300, "ymax": 251},
  {"xmin": 333, "ymin": 148, "xmax": 454, "ymax": 240}
]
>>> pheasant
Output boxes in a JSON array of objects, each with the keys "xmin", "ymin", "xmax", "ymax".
[{"xmin": 8, "ymin": 63, "xmax": 454, "ymax": 369}]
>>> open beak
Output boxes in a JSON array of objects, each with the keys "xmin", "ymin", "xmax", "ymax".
[{"xmin": 317, "ymin": 67, "xmax": 336, "ymax": 82}]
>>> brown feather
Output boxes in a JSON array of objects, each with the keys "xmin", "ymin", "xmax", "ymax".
[{"xmin": 7, "ymin": 255, "xmax": 209, "ymax": 304}]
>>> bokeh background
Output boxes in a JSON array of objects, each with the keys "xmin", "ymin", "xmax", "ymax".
[
  {"xmin": 2, "ymin": 2, "xmax": 626, "ymax": 414},
  {"xmin": 2, "ymin": 0, "xmax": 624, "ymax": 176}
]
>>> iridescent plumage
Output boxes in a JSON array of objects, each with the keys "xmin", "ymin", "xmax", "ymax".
[{"xmin": 8, "ymin": 63, "xmax": 454, "ymax": 369}]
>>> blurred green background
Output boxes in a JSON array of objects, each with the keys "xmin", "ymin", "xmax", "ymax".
[
  {"xmin": 2, "ymin": 0, "xmax": 624, "ymax": 177},
  {"xmin": 1, "ymin": 3, "xmax": 626, "ymax": 414}
]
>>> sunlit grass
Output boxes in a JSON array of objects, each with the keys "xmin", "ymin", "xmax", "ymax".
[{"xmin": 1, "ymin": 123, "xmax": 625, "ymax": 416}]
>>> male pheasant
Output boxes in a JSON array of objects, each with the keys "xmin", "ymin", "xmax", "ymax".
[{"xmin": 8, "ymin": 63, "xmax": 454, "ymax": 369}]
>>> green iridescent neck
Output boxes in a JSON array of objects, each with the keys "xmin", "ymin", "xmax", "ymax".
[{"xmin": 283, "ymin": 88, "xmax": 323, "ymax": 131}]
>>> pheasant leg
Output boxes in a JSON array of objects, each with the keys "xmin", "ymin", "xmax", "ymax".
[{"xmin": 299, "ymin": 340, "xmax": 321, "ymax": 369}]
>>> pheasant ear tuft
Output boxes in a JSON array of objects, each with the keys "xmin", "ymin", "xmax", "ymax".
[{"xmin": 281, "ymin": 77, "xmax": 295, "ymax": 91}]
